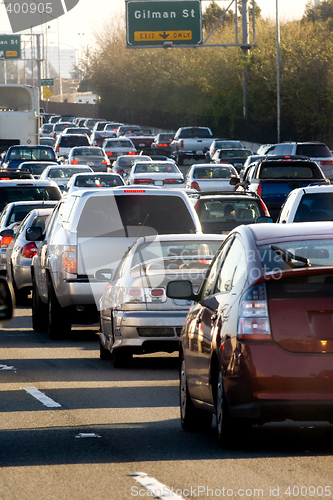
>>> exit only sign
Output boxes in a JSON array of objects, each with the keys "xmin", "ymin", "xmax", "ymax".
[{"xmin": 126, "ymin": 0, "xmax": 202, "ymax": 47}]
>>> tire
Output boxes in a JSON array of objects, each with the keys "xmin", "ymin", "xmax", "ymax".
[
  {"xmin": 216, "ymin": 369, "xmax": 251, "ymax": 448},
  {"xmin": 47, "ymin": 279, "xmax": 71, "ymax": 340},
  {"xmin": 99, "ymin": 337, "xmax": 112, "ymax": 360},
  {"xmin": 112, "ymin": 348, "xmax": 132, "ymax": 368},
  {"xmin": 32, "ymin": 276, "xmax": 48, "ymax": 332},
  {"xmin": 180, "ymin": 354, "xmax": 212, "ymax": 432}
]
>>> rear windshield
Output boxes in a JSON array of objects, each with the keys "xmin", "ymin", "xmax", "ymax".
[
  {"xmin": 296, "ymin": 144, "xmax": 332, "ymax": 158},
  {"xmin": 77, "ymin": 194, "xmax": 196, "ymax": 237},
  {"xmin": 74, "ymin": 175, "xmax": 124, "ymax": 187},
  {"xmin": 218, "ymin": 149, "xmax": 251, "ymax": 159},
  {"xmin": 259, "ymin": 164, "xmax": 317, "ymax": 179},
  {"xmin": 59, "ymin": 136, "xmax": 90, "ymax": 147},
  {"xmin": 294, "ymin": 192, "xmax": 333, "ymax": 222},
  {"xmin": 193, "ymin": 166, "xmax": 235, "ymax": 179},
  {"xmin": 197, "ymin": 199, "xmax": 263, "ymax": 222},
  {"xmin": 179, "ymin": 128, "xmax": 212, "ymax": 139},
  {"xmin": 7, "ymin": 204, "xmax": 54, "ymax": 225},
  {"xmin": 0, "ymin": 187, "xmax": 61, "ymax": 212},
  {"xmin": 48, "ymin": 168, "xmax": 90, "ymax": 179},
  {"xmin": 215, "ymin": 141, "xmax": 243, "ymax": 149},
  {"xmin": 105, "ymin": 140, "xmax": 133, "ymax": 148},
  {"xmin": 72, "ymin": 148, "xmax": 104, "ymax": 157},
  {"xmin": 134, "ymin": 163, "xmax": 178, "ymax": 173},
  {"xmin": 8, "ymin": 148, "xmax": 56, "ymax": 162}
]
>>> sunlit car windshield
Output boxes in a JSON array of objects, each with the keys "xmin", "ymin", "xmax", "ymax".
[{"xmin": 193, "ymin": 166, "xmax": 235, "ymax": 179}]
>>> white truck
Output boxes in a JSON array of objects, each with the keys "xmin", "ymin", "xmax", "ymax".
[
  {"xmin": 0, "ymin": 84, "xmax": 41, "ymax": 154},
  {"xmin": 170, "ymin": 126, "xmax": 216, "ymax": 166}
]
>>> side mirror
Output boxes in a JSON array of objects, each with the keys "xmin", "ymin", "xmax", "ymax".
[
  {"xmin": 229, "ymin": 176, "xmax": 240, "ymax": 186},
  {"xmin": 26, "ymin": 226, "xmax": 43, "ymax": 241},
  {"xmin": 95, "ymin": 269, "xmax": 113, "ymax": 281},
  {"xmin": 0, "ymin": 277, "xmax": 15, "ymax": 321},
  {"xmin": 256, "ymin": 216, "xmax": 274, "ymax": 224},
  {"xmin": 166, "ymin": 280, "xmax": 195, "ymax": 300}
]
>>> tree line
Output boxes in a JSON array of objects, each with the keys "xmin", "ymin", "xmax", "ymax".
[{"xmin": 81, "ymin": 1, "xmax": 333, "ymax": 147}]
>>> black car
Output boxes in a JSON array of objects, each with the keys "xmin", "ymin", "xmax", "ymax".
[
  {"xmin": 192, "ymin": 191, "xmax": 271, "ymax": 234},
  {"xmin": 150, "ymin": 133, "xmax": 175, "ymax": 156}
]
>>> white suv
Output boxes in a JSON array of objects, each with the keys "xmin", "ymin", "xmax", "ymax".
[
  {"xmin": 267, "ymin": 142, "xmax": 333, "ymax": 180},
  {"xmin": 277, "ymin": 184, "xmax": 333, "ymax": 223},
  {"xmin": 29, "ymin": 187, "xmax": 202, "ymax": 340}
]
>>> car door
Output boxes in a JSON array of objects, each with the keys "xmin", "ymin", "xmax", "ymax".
[{"xmin": 196, "ymin": 234, "xmax": 248, "ymax": 403}]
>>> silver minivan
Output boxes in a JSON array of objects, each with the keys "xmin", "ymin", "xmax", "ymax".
[{"xmin": 29, "ymin": 187, "xmax": 203, "ymax": 340}]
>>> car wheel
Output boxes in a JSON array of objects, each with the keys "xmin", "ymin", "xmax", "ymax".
[
  {"xmin": 112, "ymin": 348, "xmax": 132, "ymax": 368},
  {"xmin": 32, "ymin": 276, "xmax": 48, "ymax": 332},
  {"xmin": 180, "ymin": 354, "xmax": 212, "ymax": 431},
  {"xmin": 48, "ymin": 279, "xmax": 71, "ymax": 340}
]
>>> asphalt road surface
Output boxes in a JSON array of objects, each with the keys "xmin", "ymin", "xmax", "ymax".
[{"xmin": 0, "ymin": 305, "xmax": 333, "ymax": 500}]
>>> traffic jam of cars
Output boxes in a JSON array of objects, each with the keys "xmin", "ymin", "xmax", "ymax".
[{"xmin": 1, "ymin": 117, "xmax": 333, "ymax": 449}]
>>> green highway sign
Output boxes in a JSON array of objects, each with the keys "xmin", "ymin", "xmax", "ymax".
[
  {"xmin": 0, "ymin": 35, "xmax": 21, "ymax": 59},
  {"xmin": 41, "ymin": 78, "xmax": 54, "ymax": 86},
  {"xmin": 126, "ymin": 0, "xmax": 202, "ymax": 47}
]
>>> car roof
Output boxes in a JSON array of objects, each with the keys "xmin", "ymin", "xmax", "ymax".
[
  {"xmin": 0, "ymin": 179, "xmax": 59, "ymax": 186},
  {"xmin": 290, "ymin": 185, "xmax": 333, "ymax": 194},
  {"xmin": 133, "ymin": 233, "xmax": 225, "ymax": 245},
  {"xmin": 68, "ymin": 186, "xmax": 190, "ymax": 199},
  {"xmin": 246, "ymin": 221, "xmax": 333, "ymax": 245}
]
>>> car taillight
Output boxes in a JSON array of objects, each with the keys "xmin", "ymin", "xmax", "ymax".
[
  {"xmin": 320, "ymin": 160, "xmax": 333, "ymax": 166},
  {"xmin": 158, "ymin": 143, "xmax": 168, "ymax": 147},
  {"xmin": 259, "ymin": 198, "xmax": 270, "ymax": 217},
  {"xmin": 0, "ymin": 236, "xmax": 12, "ymax": 247},
  {"xmin": 101, "ymin": 160, "xmax": 109, "ymax": 165},
  {"xmin": 134, "ymin": 178, "xmax": 154, "ymax": 184},
  {"xmin": 150, "ymin": 288, "xmax": 164, "ymax": 297},
  {"xmin": 180, "ymin": 140, "xmax": 184, "ymax": 149},
  {"xmin": 212, "ymin": 149, "xmax": 217, "ymax": 155},
  {"xmin": 63, "ymin": 245, "xmax": 77, "ymax": 274},
  {"xmin": 237, "ymin": 284, "xmax": 271, "ymax": 340},
  {"xmin": 55, "ymin": 145, "xmax": 59, "ymax": 152},
  {"xmin": 256, "ymin": 184, "xmax": 262, "ymax": 198},
  {"xmin": 124, "ymin": 189, "xmax": 146, "ymax": 193},
  {"xmin": 106, "ymin": 151, "xmax": 114, "ymax": 156},
  {"xmin": 21, "ymin": 242, "xmax": 37, "ymax": 259},
  {"xmin": 124, "ymin": 287, "xmax": 144, "ymax": 303},
  {"xmin": 194, "ymin": 199, "xmax": 200, "ymax": 210},
  {"xmin": 164, "ymin": 178, "xmax": 183, "ymax": 184},
  {"xmin": 71, "ymin": 160, "xmax": 79, "ymax": 164},
  {"xmin": 191, "ymin": 181, "xmax": 200, "ymax": 190},
  {"xmin": 128, "ymin": 151, "xmax": 136, "ymax": 155},
  {"xmin": 117, "ymin": 169, "xmax": 125, "ymax": 176}
]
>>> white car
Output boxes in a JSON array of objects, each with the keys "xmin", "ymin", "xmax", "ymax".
[
  {"xmin": 65, "ymin": 172, "xmax": 125, "ymax": 195},
  {"xmin": 102, "ymin": 138, "xmax": 137, "ymax": 163},
  {"xmin": 277, "ymin": 184, "xmax": 333, "ymax": 223},
  {"xmin": 39, "ymin": 165, "xmax": 93, "ymax": 190},
  {"xmin": 184, "ymin": 163, "xmax": 238, "ymax": 192},
  {"xmin": 126, "ymin": 161, "xmax": 184, "ymax": 187}
]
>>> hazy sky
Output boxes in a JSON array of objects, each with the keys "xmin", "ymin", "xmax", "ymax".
[{"xmin": 0, "ymin": 0, "xmax": 312, "ymax": 51}]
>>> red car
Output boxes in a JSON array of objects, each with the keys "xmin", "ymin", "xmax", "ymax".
[{"xmin": 167, "ymin": 222, "xmax": 333, "ymax": 447}]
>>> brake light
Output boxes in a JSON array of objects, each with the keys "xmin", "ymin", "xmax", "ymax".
[
  {"xmin": 101, "ymin": 160, "xmax": 109, "ymax": 165},
  {"xmin": 259, "ymin": 198, "xmax": 270, "ymax": 217},
  {"xmin": 191, "ymin": 181, "xmax": 200, "ymax": 191},
  {"xmin": 164, "ymin": 178, "xmax": 183, "ymax": 184},
  {"xmin": 124, "ymin": 287, "xmax": 144, "ymax": 303},
  {"xmin": 63, "ymin": 245, "xmax": 77, "ymax": 274},
  {"xmin": 71, "ymin": 160, "xmax": 79, "ymax": 164},
  {"xmin": 127, "ymin": 151, "xmax": 136, "ymax": 155},
  {"xmin": 134, "ymin": 178, "xmax": 154, "ymax": 184},
  {"xmin": 106, "ymin": 151, "xmax": 114, "ymax": 156},
  {"xmin": 21, "ymin": 242, "xmax": 37, "ymax": 258},
  {"xmin": 194, "ymin": 199, "xmax": 200, "ymax": 210},
  {"xmin": 212, "ymin": 149, "xmax": 217, "ymax": 155},
  {"xmin": 320, "ymin": 160, "xmax": 333, "ymax": 166},
  {"xmin": 158, "ymin": 143, "xmax": 168, "ymax": 147},
  {"xmin": 55, "ymin": 145, "xmax": 59, "ymax": 152},
  {"xmin": 0, "ymin": 236, "xmax": 12, "ymax": 247},
  {"xmin": 117, "ymin": 169, "xmax": 125, "ymax": 176},
  {"xmin": 150, "ymin": 288, "xmax": 164, "ymax": 297},
  {"xmin": 237, "ymin": 284, "xmax": 271, "ymax": 340},
  {"xmin": 124, "ymin": 189, "xmax": 146, "ymax": 193},
  {"xmin": 256, "ymin": 184, "xmax": 262, "ymax": 198},
  {"xmin": 180, "ymin": 140, "xmax": 184, "ymax": 149}
]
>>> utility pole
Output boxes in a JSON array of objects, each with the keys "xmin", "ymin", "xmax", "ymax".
[{"xmin": 242, "ymin": 0, "xmax": 250, "ymax": 120}]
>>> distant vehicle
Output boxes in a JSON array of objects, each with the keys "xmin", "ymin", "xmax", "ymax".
[
  {"xmin": 151, "ymin": 133, "xmax": 175, "ymax": 155},
  {"xmin": 192, "ymin": 191, "xmax": 270, "ymax": 234},
  {"xmin": 206, "ymin": 139, "xmax": 245, "ymax": 162},
  {"xmin": 17, "ymin": 161, "xmax": 59, "ymax": 178},
  {"xmin": 212, "ymin": 148, "xmax": 253, "ymax": 173},
  {"xmin": 39, "ymin": 137, "xmax": 55, "ymax": 147},
  {"xmin": 103, "ymin": 122, "xmax": 124, "ymax": 133},
  {"xmin": 98, "ymin": 234, "xmax": 225, "ymax": 367},
  {"xmin": 277, "ymin": 184, "xmax": 333, "ymax": 223},
  {"xmin": 91, "ymin": 130, "xmax": 117, "ymax": 147},
  {"xmin": 171, "ymin": 126, "xmax": 215, "ymax": 166},
  {"xmin": 39, "ymin": 165, "xmax": 94, "ymax": 190},
  {"xmin": 0, "ymin": 84, "xmax": 41, "ymax": 153},
  {"xmin": 67, "ymin": 146, "xmax": 110, "ymax": 172},
  {"xmin": 54, "ymin": 133, "xmax": 92, "ymax": 158},
  {"xmin": 102, "ymin": 138, "xmax": 137, "ymax": 162},
  {"xmin": 1, "ymin": 145, "xmax": 59, "ymax": 171},
  {"xmin": 39, "ymin": 123, "xmax": 54, "ymax": 138},
  {"xmin": 266, "ymin": 142, "xmax": 333, "ymax": 180},
  {"xmin": 51, "ymin": 121, "xmax": 74, "ymax": 140},
  {"xmin": 65, "ymin": 172, "xmax": 125, "ymax": 195},
  {"xmin": 110, "ymin": 155, "xmax": 152, "ymax": 177},
  {"xmin": 4, "ymin": 206, "xmax": 56, "ymax": 303},
  {"xmin": 0, "ymin": 179, "xmax": 62, "ymax": 214},
  {"xmin": 184, "ymin": 163, "xmax": 238, "ymax": 192},
  {"xmin": 125, "ymin": 160, "xmax": 184, "ymax": 187}
]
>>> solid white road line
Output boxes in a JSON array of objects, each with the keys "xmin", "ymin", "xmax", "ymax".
[{"xmin": 24, "ymin": 387, "xmax": 61, "ymax": 408}]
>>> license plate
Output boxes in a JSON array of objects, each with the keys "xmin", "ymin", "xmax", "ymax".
[
  {"xmin": 155, "ymin": 180, "xmax": 163, "ymax": 186},
  {"xmin": 139, "ymin": 143, "xmax": 145, "ymax": 147},
  {"xmin": 234, "ymin": 163, "xmax": 242, "ymax": 166},
  {"xmin": 196, "ymin": 150, "xmax": 203, "ymax": 155}
]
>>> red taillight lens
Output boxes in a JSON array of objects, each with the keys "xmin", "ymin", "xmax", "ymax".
[
  {"xmin": 256, "ymin": 184, "xmax": 262, "ymax": 198},
  {"xmin": 134, "ymin": 178, "xmax": 154, "ymax": 184},
  {"xmin": 127, "ymin": 151, "xmax": 136, "ymax": 155},
  {"xmin": 191, "ymin": 181, "xmax": 200, "ymax": 191},
  {"xmin": 164, "ymin": 178, "xmax": 178, "ymax": 184},
  {"xmin": 320, "ymin": 160, "xmax": 333, "ymax": 166},
  {"xmin": 21, "ymin": 242, "xmax": 37, "ymax": 258},
  {"xmin": 158, "ymin": 143, "xmax": 168, "ymax": 147},
  {"xmin": 212, "ymin": 149, "xmax": 217, "ymax": 155},
  {"xmin": 124, "ymin": 189, "xmax": 146, "ymax": 193},
  {"xmin": 0, "ymin": 236, "xmax": 12, "ymax": 247},
  {"xmin": 71, "ymin": 160, "xmax": 79, "ymax": 164},
  {"xmin": 259, "ymin": 198, "xmax": 270, "ymax": 217},
  {"xmin": 150, "ymin": 288, "xmax": 164, "ymax": 297},
  {"xmin": 237, "ymin": 284, "xmax": 272, "ymax": 340},
  {"xmin": 101, "ymin": 160, "xmax": 108, "ymax": 165},
  {"xmin": 63, "ymin": 246, "xmax": 77, "ymax": 274},
  {"xmin": 55, "ymin": 145, "xmax": 59, "ymax": 152},
  {"xmin": 180, "ymin": 140, "xmax": 184, "ymax": 149},
  {"xmin": 118, "ymin": 169, "xmax": 125, "ymax": 176},
  {"xmin": 106, "ymin": 151, "xmax": 114, "ymax": 156}
]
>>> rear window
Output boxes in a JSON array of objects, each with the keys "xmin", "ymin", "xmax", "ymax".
[
  {"xmin": 193, "ymin": 166, "xmax": 235, "ymax": 179},
  {"xmin": 77, "ymin": 194, "xmax": 196, "ymax": 237},
  {"xmin": 215, "ymin": 141, "xmax": 243, "ymax": 149},
  {"xmin": 72, "ymin": 148, "xmax": 104, "ymax": 157},
  {"xmin": 7, "ymin": 204, "xmax": 54, "ymax": 224},
  {"xmin": 0, "ymin": 186, "xmax": 61, "ymax": 212},
  {"xmin": 294, "ymin": 192, "xmax": 333, "ymax": 222},
  {"xmin": 8, "ymin": 148, "xmax": 56, "ymax": 162},
  {"xmin": 48, "ymin": 168, "xmax": 90, "ymax": 179},
  {"xmin": 218, "ymin": 149, "xmax": 251, "ymax": 159},
  {"xmin": 296, "ymin": 144, "xmax": 332, "ymax": 158},
  {"xmin": 198, "ymin": 199, "xmax": 263, "ymax": 222},
  {"xmin": 74, "ymin": 175, "xmax": 124, "ymax": 187},
  {"xmin": 179, "ymin": 128, "xmax": 212, "ymax": 139},
  {"xmin": 259, "ymin": 163, "xmax": 318, "ymax": 179},
  {"xmin": 59, "ymin": 136, "xmax": 90, "ymax": 147}
]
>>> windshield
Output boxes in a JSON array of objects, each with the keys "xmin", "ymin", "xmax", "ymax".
[
  {"xmin": 0, "ymin": 187, "xmax": 61, "ymax": 212},
  {"xmin": 193, "ymin": 166, "xmax": 235, "ymax": 179},
  {"xmin": 74, "ymin": 175, "xmax": 124, "ymax": 187},
  {"xmin": 72, "ymin": 148, "xmax": 104, "ymax": 157},
  {"xmin": 8, "ymin": 148, "xmax": 56, "ymax": 162}
]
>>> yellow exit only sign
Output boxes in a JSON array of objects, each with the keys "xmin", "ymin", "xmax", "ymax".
[{"xmin": 134, "ymin": 30, "xmax": 192, "ymax": 41}]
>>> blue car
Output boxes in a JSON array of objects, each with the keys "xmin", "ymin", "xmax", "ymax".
[{"xmin": 1, "ymin": 145, "xmax": 60, "ymax": 171}]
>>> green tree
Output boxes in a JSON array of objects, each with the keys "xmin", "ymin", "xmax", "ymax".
[
  {"xmin": 202, "ymin": 1, "xmax": 234, "ymax": 31},
  {"xmin": 303, "ymin": 0, "xmax": 333, "ymax": 22}
]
